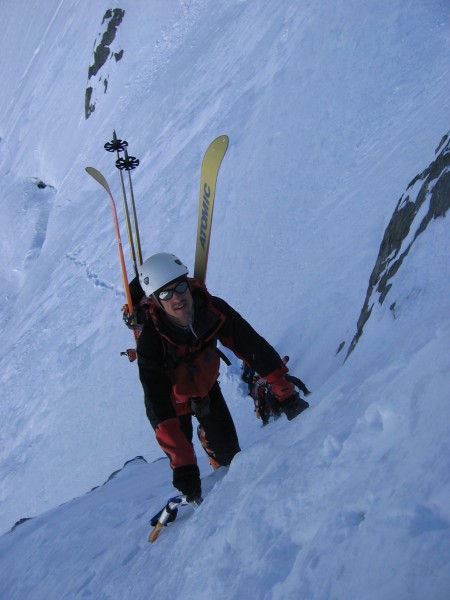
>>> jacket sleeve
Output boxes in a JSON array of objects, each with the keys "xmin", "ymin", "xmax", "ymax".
[
  {"xmin": 136, "ymin": 320, "xmax": 196, "ymax": 469},
  {"xmin": 212, "ymin": 296, "xmax": 284, "ymax": 378},
  {"xmin": 136, "ymin": 320, "xmax": 174, "ymax": 428}
]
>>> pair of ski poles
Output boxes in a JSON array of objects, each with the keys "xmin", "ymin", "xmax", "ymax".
[
  {"xmin": 104, "ymin": 130, "xmax": 142, "ymax": 279},
  {"xmin": 86, "ymin": 131, "xmax": 143, "ymax": 358}
]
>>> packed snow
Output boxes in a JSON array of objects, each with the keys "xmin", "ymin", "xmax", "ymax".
[{"xmin": 0, "ymin": 1, "xmax": 449, "ymax": 598}]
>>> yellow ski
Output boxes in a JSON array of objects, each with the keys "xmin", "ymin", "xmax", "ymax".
[{"xmin": 194, "ymin": 135, "xmax": 229, "ymax": 283}]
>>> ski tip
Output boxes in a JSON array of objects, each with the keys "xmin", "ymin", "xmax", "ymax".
[
  {"xmin": 85, "ymin": 166, "xmax": 101, "ymax": 180},
  {"xmin": 85, "ymin": 166, "xmax": 111, "ymax": 195},
  {"xmin": 209, "ymin": 135, "xmax": 229, "ymax": 149}
]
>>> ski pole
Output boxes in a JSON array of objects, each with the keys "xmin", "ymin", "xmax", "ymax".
[
  {"xmin": 116, "ymin": 148, "xmax": 143, "ymax": 267},
  {"xmin": 104, "ymin": 131, "xmax": 139, "ymax": 277}
]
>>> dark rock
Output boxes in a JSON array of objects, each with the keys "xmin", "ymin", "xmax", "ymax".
[{"xmin": 346, "ymin": 131, "xmax": 450, "ymax": 359}]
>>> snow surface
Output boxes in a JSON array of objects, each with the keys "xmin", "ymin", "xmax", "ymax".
[{"xmin": 0, "ymin": 1, "xmax": 449, "ymax": 598}]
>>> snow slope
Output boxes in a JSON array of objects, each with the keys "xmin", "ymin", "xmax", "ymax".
[{"xmin": 0, "ymin": 1, "xmax": 449, "ymax": 598}]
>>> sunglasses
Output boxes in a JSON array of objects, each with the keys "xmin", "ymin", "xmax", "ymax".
[{"xmin": 157, "ymin": 280, "xmax": 189, "ymax": 301}]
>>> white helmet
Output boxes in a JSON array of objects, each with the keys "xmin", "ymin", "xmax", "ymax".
[{"xmin": 139, "ymin": 253, "xmax": 189, "ymax": 296}]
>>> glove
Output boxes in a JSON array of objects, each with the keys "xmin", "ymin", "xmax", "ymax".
[
  {"xmin": 172, "ymin": 464, "xmax": 202, "ymax": 501},
  {"xmin": 265, "ymin": 365, "xmax": 296, "ymax": 401},
  {"xmin": 279, "ymin": 392, "xmax": 309, "ymax": 421}
]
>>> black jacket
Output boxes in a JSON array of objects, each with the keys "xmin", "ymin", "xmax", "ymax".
[{"xmin": 136, "ymin": 279, "xmax": 283, "ymax": 468}]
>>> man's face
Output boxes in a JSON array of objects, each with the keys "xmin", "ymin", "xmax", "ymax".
[{"xmin": 158, "ymin": 280, "xmax": 193, "ymax": 327}]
